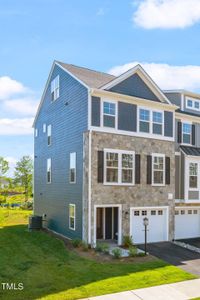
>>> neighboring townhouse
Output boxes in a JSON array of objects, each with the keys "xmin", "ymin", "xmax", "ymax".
[
  {"xmin": 165, "ymin": 90, "xmax": 200, "ymax": 240},
  {"xmin": 34, "ymin": 61, "xmax": 180, "ymax": 246}
]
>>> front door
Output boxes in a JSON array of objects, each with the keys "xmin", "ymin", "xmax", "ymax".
[{"xmin": 96, "ymin": 207, "xmax": 118, "ymax": 241}]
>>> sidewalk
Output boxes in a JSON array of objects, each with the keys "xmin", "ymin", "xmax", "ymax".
[{"xmin": 82, "ymin": 279, "xmax": 200, "ymax": 300}]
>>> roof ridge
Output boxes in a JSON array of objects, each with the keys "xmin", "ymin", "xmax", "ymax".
[{"xmin": 56, "ymin": 60, "xmax": 116, "ymax": 78}]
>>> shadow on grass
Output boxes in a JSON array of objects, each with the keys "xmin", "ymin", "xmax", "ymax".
[{"xmin": 0, "ymin": 225, "xmax": 195, "ymax": 300}]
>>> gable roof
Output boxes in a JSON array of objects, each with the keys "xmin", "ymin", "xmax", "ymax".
[
  {"xmin": 57, "ymin": 61, "xmax": 115, "ymax": 89},
  {"xmin": 101, "ymin": 64, "xmax": 171, "ymax": 104}
]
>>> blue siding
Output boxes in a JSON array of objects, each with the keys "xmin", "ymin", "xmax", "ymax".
[
  {"xmin": 34, "ymin": 64, "xmax": 88, "ymax": 239},
  {"xmin": 108, "ymin": 73, "xmax": 160, "ymax": 102}
]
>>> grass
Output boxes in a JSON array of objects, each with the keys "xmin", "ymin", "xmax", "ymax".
[{"xmin": 0, "ymin": 209, "xmax": 196, "ymax": 300}]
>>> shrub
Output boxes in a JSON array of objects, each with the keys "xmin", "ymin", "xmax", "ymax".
[
  {"xmin": 72, "ymin": 238, "xmax": 82, "ymax": 248},
  {"xmin": 123, "ymin": 235, "xmax": 133, "ymax": 248},
  {"xmin": 137, "ymin": 252, "xmax": 146, "ymax": 257},
  {"xmin": 112, "ymin": 248, "xmax": 122, "ymax": 259},
  {"xmin": 95, "ymin": 242, "xmax": 109, "ymax": 254},
  {"xmin": 81, "ymin": 241, "xmax": 89, "ymax": 251},
  {"xmin": 129, "ymin": 246, "xmax": 138, "ymax": 257}
]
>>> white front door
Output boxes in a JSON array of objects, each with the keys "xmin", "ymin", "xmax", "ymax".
[
  {"xmin": 175, "ymin": 208, "xmax": 200, "ymax": 239},
  {"xmin": 131, "ymin": 207, "xmax": 168, "ymax": 244}
]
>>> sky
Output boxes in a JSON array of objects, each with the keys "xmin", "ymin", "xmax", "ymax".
[{"xmin": 1, "ymin": 0, "xmax": 200, "ymax": 176}]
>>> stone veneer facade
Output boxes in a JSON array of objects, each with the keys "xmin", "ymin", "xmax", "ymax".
[{"xmin": 83, "ymin": 131, "xmax": 175, "ymax": 245}]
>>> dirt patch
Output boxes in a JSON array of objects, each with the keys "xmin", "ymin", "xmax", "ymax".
[{"xmin": 43, "ymin": 228, "xmax": 157, "ymax": 263}]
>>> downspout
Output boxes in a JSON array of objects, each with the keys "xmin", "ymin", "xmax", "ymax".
[{"xmin": 88, "ymin": 129, "xmax": 92, "ymax": 245}]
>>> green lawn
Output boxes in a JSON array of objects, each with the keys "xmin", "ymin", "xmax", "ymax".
[{"xmin": 0, "ymin": 209, "xmax": 196, "ymax": 300}]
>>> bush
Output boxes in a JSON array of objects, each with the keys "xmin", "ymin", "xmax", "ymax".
[
  {"xmin": 95, "ymin": 242, "xmax": 109, "ymax": 254},
  {"xmin": 81, "ymin": 241, "xmax": 89, "ymax": 251},
  {"xmin": 123, "ymin": 235, "xmax": 133, "ymax": 248},
  {"xmin": 129, "ymin": 246, "xmax": 138, "ymax": 257},
  {"xmin": 112, "ymin": 248, "xmax": 122, "ymax": 259},
  {"xmin": 72, "ymin": 239, "xmax": 82, "ymax": 248}
]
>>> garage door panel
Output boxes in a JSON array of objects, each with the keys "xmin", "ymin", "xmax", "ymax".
[
  {"xmin": 175, "ymin": 208, "xmax": 200, "ymax": 239},
  {"xmin": 131, "ymin": 208, "xmax": 168, "ymax": 244}
]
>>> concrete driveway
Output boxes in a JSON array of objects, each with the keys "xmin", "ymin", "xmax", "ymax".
[{"xmin": 138, "ymin": 242, "xmax": 200, "ymax": 276}]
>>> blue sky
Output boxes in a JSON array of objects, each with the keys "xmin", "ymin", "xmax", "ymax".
[{"xmin": 1, "ymin": 0, "xmax": 200, "ymax": 175}]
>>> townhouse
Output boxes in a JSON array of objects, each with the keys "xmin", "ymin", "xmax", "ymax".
[{"xmin": 33, "ymin": 61, "xmax": 200, "ymax": 246}]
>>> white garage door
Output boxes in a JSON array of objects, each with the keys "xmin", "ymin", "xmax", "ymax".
[
  {"xmin": 175, "ymin": 208, "xmax": 200, "ymax": 240},
  {"xmin": 131, "ymin": 208, "xmax": 168, "ymax": 244}
]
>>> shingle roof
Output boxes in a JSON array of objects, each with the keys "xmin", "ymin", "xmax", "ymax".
[
  {"xmin": 180, "ymin": 145, "xmax": 200, "ymax": 156},
  {"xmin": 57, "ymin": 61, "xmax": 116, "ymax": 89}
]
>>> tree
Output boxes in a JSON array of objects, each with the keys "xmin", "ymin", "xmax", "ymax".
[
  {"xmin": 14, "ymin": 156, "xmax": 33, "ymax": 202},
  {"xmin": 0, "ymin": 156, "xmax": 9, "ymax": 178}
]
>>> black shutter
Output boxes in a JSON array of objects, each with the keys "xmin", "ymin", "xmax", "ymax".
[
  {"xmin": 147, "ymin": 155, "xmax": 152, "ymax": 184},
  {"xmin": 97, "ymin": 151, "xmax": 104, "ymax": 183},
  {"xmin": 135, "ymin": 154, "xmax": 141, "ymax": 184},
  {"xmin": 177, "ymin": 122, "xmax": 182, "ymax": 143},
  {"xmin": 165, "ymin": 157, "xmax": 170, "ymax": 185},
  {"xmin": 192, "ymin": 124, "xmax": 196, "ymax": 146}
]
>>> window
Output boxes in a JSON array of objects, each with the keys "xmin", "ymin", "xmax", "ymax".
[
  {"xmin": 106, "ymin": 152, "xmax": 118, "ymax": 183},
  {"xmin": 188, "ymin": 210, "xmax": 192, "ymax": 214},
  {"xmin": 69, "ymin": 204, "xmax": 75, "ymax": 230},
  {"xmin": 47, "ymin": 158, "xmax": 51, "ymax": 183},
  {"xmin": 175, "ymin": 210, "xmax": 179, "ymax": 215},
  {"xmin": 142, "ymin": 210, "xmax": 147, "ymax": 216},
  {"xmin": 152, "ymin": 155, "xmax": 165, "ymax": 185},
  {"xmin": 70, "ymin": 152, "xmax": 76, "ymax": 183},
  {"xmin": 158, "ymin": 210, "xmax": 163, "ymax": 215},
  {"xmin": 35, "ymin": 128, "xmax": 38, "ymax": 137},
  {"xmin": 43, "ymin": 123, "xmax": 46, "ymax": 133},
  {"xmin": 134, "ymin": 211, "xmax": 140, "ymax": 216},
  {"xmin": 182, "ymin": 123, "xmax": 192, "ymax": 144},
  {"xmin": 194, "ymin": 210, "xmax": 198, "ymax": 214},
  {"xmin": 151, "ymin": 210, "xmax": 156, "ymax": 215},
  {"xmin": 122, "ymin": 154, "xmax": 133, "ymax": 183},
  {"xmin": 51, "ymin": 75, "xmax": 59, "ymax": 101},
  {"xmin": 139, "ymin": 109, "xmax": 150, "ymax": 133},
  {"xmin": 181, "ymin": 210, "xmax": 185, "ymax": 215},
  {"xmin": 189, "ymin": 163, "xmax": 198, "ymax": 189},
  {"xmin": 139, "ymin": 108, "xmax": 163, "ymax": 135},
  {"xmin": 186, "ymin": 97, "xmax": 200, "ymax": 111},
  {"xmin": 103, "ymin": 101, "xmax": 116, "ymax": 128},
  {"xmin": 104, "ymin": 150, "xmax": 134, "ymax": 185},
  {"xmin": 47, "ymin": 125, "xmax": 52, "ymax": 146},
  {"xmin": 153, "ymin": 112, "xmax": 163, "ymax": 135}
]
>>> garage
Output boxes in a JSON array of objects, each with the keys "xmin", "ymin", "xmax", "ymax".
[
  {"xmin": 130, "ymin": 207, "xmax": 168, "ymax": 244},
  {"xmin": 175, "ymin": 207, "xmax": 200, "ymax": 240}
]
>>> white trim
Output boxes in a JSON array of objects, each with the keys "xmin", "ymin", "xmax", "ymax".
[
  {"xmin": 182, "ymin": 121, "xmax": 192, "ymax": 146},
  {"xmin": 88, "ymin": 130, "xmax": 92, "ymax": 244},
  {"xmin": 175, "ymin": 112, "xmax": 200, "ymax": 124},
  {"xmin": 129, "ymin": 206, "xmax": 169, "ymax": 242},
  {"xmin": 186, "ymin": 96, "xmax": 200, "ymax": 112},
  {"xmin": 184, "ymin": 156, "xmax": 200, "ymax": 202},
  {"xmin": 94, "ymin": 204, "xmax": 122, "ymax": 246},
  {"xmin": 90, "ymin": 126, "xmax": 174, "ymax": 142},
  {"xmin": 47, "ymin": 158, "xmax": 52, "ymax": 184},
  {"xmin": 101, "ymin": 64, "xmax": 171, "ymax": 104},
  {"xmin": 152, "ymin": 153, "xmax": 166, "ymax": 186},
  {"xmin": 47, "ymin": 124, "xmax": 52, "ymax": 146},
  {"xmin": 69, "ymin": 152, "xmax": 77, "ymax": 184},
  {"xmin": 103, "ymin": 148, "xmax": 135, "ymax": 186},
  {"xmin": 69, "ymin": 203, "xmax": 76, "ymax": 231},
  {"xmin": 137, "ymin": 106, "xmax": 164, "ymax": 136},
  {"xmin": 101, "ymin": 98, "xmax": 118, "ymax": 129}
]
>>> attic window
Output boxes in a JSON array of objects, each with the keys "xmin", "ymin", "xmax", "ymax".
[{"xmin": 51, "ymin": 75, "xmax": 59, "ymax": 101}]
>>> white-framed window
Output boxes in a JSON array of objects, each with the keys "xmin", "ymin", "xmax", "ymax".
[
  {"xmin": 51, "ymin": 75, "xmax": 59, "ymax": 101},
  {"xmin": 152, "ymin": 154, "xmax": 165, "ymax": 186},
  {"xmin": 152, "ymin": 111, "xmax": 163, "ymax": 135},
  {"xmin": 103, "ymin": 101, "xmax": 116, "ymax": 128},
  {"xmin": 182, "ymin": 123, "xmax": 191, "ymax": 144},
  {"xmin": 70, "ymin": 152, "xmax": 76, "ymax": 183},
  {"xmin": 139, "ymin": 108, "xmax": 150, "ymax": 133},
  {"xmin": 104, "ymin": 149, "xmax": 135, "ymax": 185},
  {"xmin": 43, "ymin": 123, "xmax": 46, "ymax": 133},
  {"xmin": 47, "ymin": 125, "xmax": 52, "ymax": 146},
  {"xmin": 186, "ymin": 97, "xmax": 200, "ymax": 111},
  {"xmin": 47, "ymin": 158, "xmax": 51, "ymax": 183},
  {"xmin": 139, "ymin": 108, "xmax": 163, "ymax": 136},
  {"xmin": 189, "ymin": 162, "xmax": 198, "ymax": 189},
  {"xmin": 35, "ymin": 128, "xmax": 38, "ymax": 137},
  {"xmin": 69, "ymin": 204, "xmax": 76, "ymax": 230}
]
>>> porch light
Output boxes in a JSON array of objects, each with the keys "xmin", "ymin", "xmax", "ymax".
[
  {"xmin": 143, "ymin": 217, "xmax": 149, "ymax": 227},
  {"xmin": 143, "ymin": 217, "xmax": 149, "ymax": 255}
]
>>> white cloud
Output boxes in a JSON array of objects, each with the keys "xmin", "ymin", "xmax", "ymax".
[
  {"xmin": 133, "ymin": 0, "xmax": 200, "ymax": 29},
  {"xmin": 108, "ymin": 62, "xmax": 200, "ymax": 91},
  {"xmin": 0, "ymin": 76, "xmax": 27, "ymax": 100},
  {"xmin": 4, "ymin": 98, "xmax": 39, "ymax": 117},
  {"xmin": 0, "ymin": 118, "xmax": 34, "ymax": 135}
]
